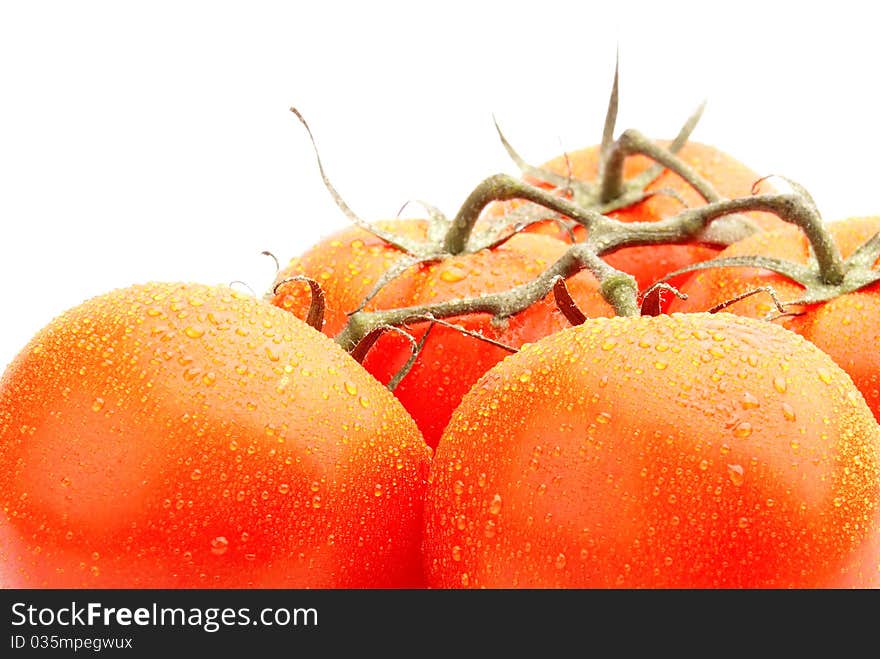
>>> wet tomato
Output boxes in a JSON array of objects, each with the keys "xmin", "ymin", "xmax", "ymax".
[
  {"xmin": 669, "ymin": 215, "xmax": 880, "ymax": 423},
  {"xmin": 0, "ymin": 282, "xmax": 431, "ymax": 588},
  {"xmin": 423, "ymin": 312, "xmax": 880, "ymax": 588}
]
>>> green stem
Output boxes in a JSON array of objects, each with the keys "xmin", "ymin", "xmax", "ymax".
[
  {"xmin": 335, "ymin": 243, "xmax": 639, "ymax": 351},
  {"xmin": 663, "ymin": 194, "xmax": 845, "ymax": 285},
  {"xmin": 442, "ymin": 174, "xmax": 607, "ymax": 255},
  {"xmin": 599, "ymin": 128, "xmax": 722, "ymax": 205}
]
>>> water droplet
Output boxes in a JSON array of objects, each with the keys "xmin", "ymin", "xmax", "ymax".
[
  {"xmin": 601, "ymin": 339, "xmax": 618, "ymax": 351},
  {"xmin": 451, "ymin": 546, "xmax": 462, "ymax": 561},
  {"xmin": 359, "ymin": 396, "xmax": 370, "ymax": 408},
  {"xmin": 90, "ymin": 566, "xmax": 100, "ymax": 577},
  {"xmin": 453, "ymin": 480, "xmax": 465, "ymax": 495},
  {"xmin": 91, "ymin": 397, "xmax": 105, "ymax": 412},
  {"xmin": 488, "ymin": 494, "xmax": 503, "ymax": 515},
  {"xmin": 817, "ymin": 368, "xmax": 833, "ymax": 384},
  {"xmin": 373, "ymin": 483, "xmax": 384, "ymax": 497},
  {"xmin": 344, "ymin": 381, "xmax": 358, "ymax": 396},
  {"xmin": 440, "ymin": 266, "xmax": 467, "ymax": 283},
  {"xmin": 741, "ymin": 392, "xmax": 759, "ymax": 409},
  {"xmin": 596, "ymin": 412, "xmax": 612, "ymax": 424},
  {"xmin": 654, "ymin": 360, "xmax": 668, "ymax": 370},
  {"xmin": 727, "ymin": 464, "xmax": 745, "ymax": 486},
  {"xmin": 484, "ymin": 520, "xmax": 497, "ymax": 538},
  {"xmin": 277, "ymin": 483, "xmax": 290, "ymax": 495},
  {"xmin": 518, "ymin": 371, "xmax": 532, "ymax": 383},
  {"xmin": 698, "ymin": 459, "xmax": 709, "ymax": 471},
  {"xmin": 732, "ymin": 421, "xmax": 753, "ymax": 439},
  {"xmin": 190, "ymin": 469, "xmax": 202, "ymax": 481},
  {"xmin": 210, "ymin": 536, "xmax": 229, "ymax": 556},
  {"xmin": 737, "ymin": 517, "xmax": 749, "ymax": 529},
  {"xmin": 311, "ymin": 495, "xmax": 322, "ymax": 509},
  {"xmin": 719, "ymin": 444, "xmax": 731, "ymax": 455},
  {"xmin": 781, "ymin": 402, "xmax": 797, "ymax": 421},
  {"xmin": 310, "ymin": 481, "xmax": 321, "ymax": 492},
  {"xmin": 60, "ymin": 476, "xmax": 71, "ymax": 487},
  {"xmin": 184, "ymin": 326, "xmax": 205, "ymax": 339},
  {"xmin": 773, "ymin": 376, "xmax": 787, "ymax": 393},
  {"xmin": 460, "ymin": 572, "xmax": 470, "ymax": 587},
  {"xmin": 555, "ymin": 553, "xmax": 567, "ymax": 569},
  {"xmin": 182, "ymin": 367, "xmax": 202, "ymax": 381}
]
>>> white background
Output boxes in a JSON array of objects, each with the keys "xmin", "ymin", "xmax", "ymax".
[{"xmin": 2, "ymin": 1, "xmax": 878, "ymax": 370}]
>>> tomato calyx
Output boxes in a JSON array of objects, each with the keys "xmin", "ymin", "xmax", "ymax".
[
  {"xmin": 489, "ymin": 61, "xmax": 762, "ymax": 249},
  {"xmin": 643, "ymin": 190, "xmax": 880, "ymax": 312}
]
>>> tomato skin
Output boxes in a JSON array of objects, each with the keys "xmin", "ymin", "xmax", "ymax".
[
  {"xmin": 0, "ymin": 282, "xmax": 431, "ymax": 588},
  {"xmin": 488, "ymin": 141, "xmax": 784, "ymax": 293},
  {"xmin": 423, "ymin": 312, "xmax": 880, "ymax": 588},
  {"xmin": 668, "ymin": 216, "xmax": 880, "ymax": 423},
  {"xmin": 271, "ymin": 219, "xmax": 614, "ymax": 448}
]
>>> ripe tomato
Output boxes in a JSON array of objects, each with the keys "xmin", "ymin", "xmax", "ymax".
[
  {"xmin": 423, "ymin": 312, "xmax": 880, "ymax": 588},
  {"xmin": 270, "ymin": 219, "xmax": 614, "ymax": 448},
  {"xmin": 487, "ymin": 141, "xmax": 785, "ymax": 294},
  {"xmin": 668, "ymin": 215, "xmax": 880, "ymax": 423},
  {"xmin": 0, "ymin": 282, "xmax": 431, "ymax": 588}
]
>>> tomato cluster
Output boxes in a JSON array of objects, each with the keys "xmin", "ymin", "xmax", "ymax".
[{"xmin": 3, "ymin": 80, "xmax": 880, "ymax": 589}]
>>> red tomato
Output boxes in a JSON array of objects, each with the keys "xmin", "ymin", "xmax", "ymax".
[
  {"xmin": 486, "ymin": 141, "xmax": 785, "ymax": 295},
  {"xmin": 270, "ymin": 219, "xmax": 614, "ymax": 448},
  {"xmin": 423, "ymin": 312, "xmax": 880, "ymax": 588},
  {"xmin": 0, "ymin": 282, "xmax": 431, "ymax": 588},
  {"xmin": 668, "ymin": 215, "xmax": 880, "ymax": 423}
]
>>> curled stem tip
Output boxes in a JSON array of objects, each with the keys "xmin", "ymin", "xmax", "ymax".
[
  {"xmin": 552, "ymin": 276, "xmax": 587, "ymax": 326},
  {"xmin": 273, "ymin": 275, "xmax": 326, "ymax": 331},
  {"xmin": 261, "ymin": 250, "xmax": 281, "ymax": 275}
]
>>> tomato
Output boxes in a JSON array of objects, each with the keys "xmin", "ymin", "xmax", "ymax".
[
  {"xmin": 270, "ymin": 219, "xmax": 615, "ymax": 448},
  {"xmin": 0, "ymin": 282, "xmax": 431, "ymax": 588},
  {"xmin": 423, "ymin": 312, "xmax": 880, "ymax": 588},
  {"xmin": 668, "ymin": 215, "xmax": 880, "ymax": 423},
  {"xmin": 486, "ymin": 141, "xmax": 785, "ymax": 294}
]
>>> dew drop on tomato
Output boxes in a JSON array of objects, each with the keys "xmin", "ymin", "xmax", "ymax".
[{"xmin": 727, "ymin": 464, "xmax": 745, "ymax": 486}]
